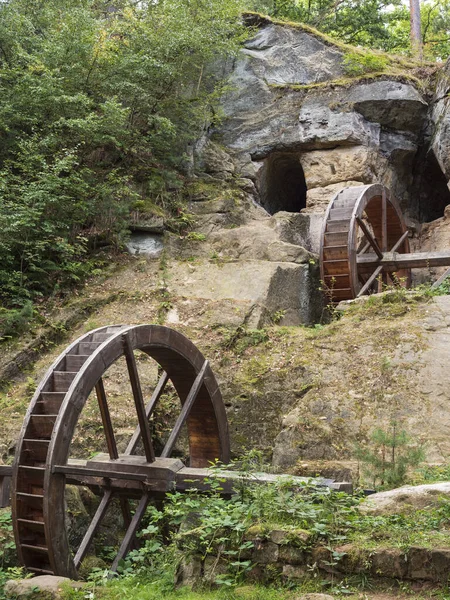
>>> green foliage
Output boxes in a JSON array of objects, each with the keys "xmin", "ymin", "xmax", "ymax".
[
  {"xmin": 0, "ymin": 0, "xmax": 245, "ymax": 312},
  {"xmin": 0, "ymin": 301, "xmax": 33, "ymax": 341},
  {"xmin": 247, "ymin": 0, "xmax": 450, "ymax": 58},
  {"xmin": 355, "ymin": 422, "xmax": 425, "ymax": 489},
  {"xmin": 342, "ymin": 52, "xmax": 389, "ymax": 76}
]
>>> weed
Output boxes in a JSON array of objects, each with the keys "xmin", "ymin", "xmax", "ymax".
[
  {"xmin": 342, "ymin": 51, "xmax": 389, "ymax": 75},
  {"xmin": 185, "ymin": 232, "xmax": 207, "ymax": 242}
]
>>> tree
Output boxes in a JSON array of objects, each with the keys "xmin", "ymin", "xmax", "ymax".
[{"xmin": 0, "ymin": 0, "xmax": 245, "ymax": 313}]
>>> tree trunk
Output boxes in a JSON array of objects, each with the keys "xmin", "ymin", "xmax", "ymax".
[{"xmin": 409, "ymin": 0, "xmax": 423, "ymax": 59}]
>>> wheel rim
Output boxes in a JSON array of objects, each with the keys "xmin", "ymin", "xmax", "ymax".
[
  {"xmin": 12, "ymin": 325, "xmax": 229, "ymax": 578},
  {"xmin": 320, "ymin": 184, "xmax": 411, "ymax": 303}
]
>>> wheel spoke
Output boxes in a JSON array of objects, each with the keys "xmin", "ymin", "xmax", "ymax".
[
  {"xmin": 381, "ymin": 189, "xmax": 387, "ymax": 252},
  {"xmin": 119, "ymin": 497, "xmax": 139, "ymax": 551},
  {"xmin": 161, "ymin": 360, "xmax": 209, "ymax": 459},
  {"xmin": 391, "ymin": 230, "xmax": 409, "ymax": 253},
  {"xmin": 125, "ymin": 371, "xmax": 169, "ymax": 456},
  {"xmin": 74, "ymin": 490, "xmax": 113, "ymax": 569},
  {"xmin": 109, "ymin": 494, "xmax": 150, "ymax": 574},
  {"xmin": 95, "ymin": 378, "xmax": 118, "ymax": 460},
  {"xmin": 357, "ymin": 265, "xmax": 383, "ymax": 297},
  {"xmin": 356, "ymin": 217, "xmax": 383, "ymax": 259},
  {"xmin": 432, "ymin": 265, "xmax": 450, "ymax": 289},
  {"xmin": 123, "ymin": 334, "xmax": 155, "ymax": 463}
]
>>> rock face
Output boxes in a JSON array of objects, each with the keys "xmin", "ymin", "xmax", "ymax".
[{"xmin": 200, "ymin": 16, "xmax": 434, "ymax": 221}]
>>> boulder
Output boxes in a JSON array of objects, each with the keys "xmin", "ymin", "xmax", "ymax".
[
  {"xmin": 4, "ymin": 576, "xmax": 82, "ymax": 599},
  {"xmin": 347, "ymin": 80, "xmax": 428, "ymax": 131},
  {"xmin": 360, "ymin": 482, "xmax": 450, "ymax": 515}
]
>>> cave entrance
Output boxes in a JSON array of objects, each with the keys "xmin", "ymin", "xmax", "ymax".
[
  {"xmin": 258, "ymin": 153, "xmax": 307, "ymax": 215},
  {"xmin": 411, "ymin": 149, "xmax": 450, "ymax": 222}
]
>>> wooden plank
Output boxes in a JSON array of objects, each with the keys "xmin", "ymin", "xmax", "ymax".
[
  {"xmin": 123, "ymin": 334, "xmax": 155, "ymax": 463},
  {"xmin": 52, "ymin": 464, "xmax": 147, "ymax": 482},
  {"xmin": 95, "ymin": 378, "xmax": 119, "ymax": 460},
  {"xmin": 357, "ymin": 266, "xmax": 383, "ymax": 297},
  {"xmin": 0, "ymin": 472, "xmax": 11, "ymax": 508},
  {"xmin": 74, "ymin": 490, "xmax": 113, "ymax": 568},
  {"xmin": 52, "ymin": 372, "xmax": 77, "ymax": 393},
  {"xmin": 357, "ymin": 251, "xmax": 450, "ymax": 270},
  {"xmin": 125, "ymin": 371, "xmax": 169, "ymax": 456},
  {"xmin": 65, "ymin": 355, "xmax": 89, "ymax": 371},
  {"xmin": 109, "ymin": 494, "xmax": 149, "ymax": 575},
  {"xmin": 161, "ymin": 361, "xmax": 208, "ymax": 459},
  {"xmin": 356, "ymin": 217, "xmax": 383, "ymax": 259},
  {"xmin": 432, "ymin": 266, "xmax": 450, "ymax": 289}
]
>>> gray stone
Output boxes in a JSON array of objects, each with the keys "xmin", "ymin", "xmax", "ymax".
[
  {"xmin": 282, "ymin": 564, "xmax": 307, "ymax": 580},
  {"xmin": 347, "ymin": 80, "xmax": 428, "ymax": 131},
  {"xmin": 278, "ymin": 545, "xmax": 306, "ymax": 565},
  {"xmin": 297, "ymin": 102, "xmax": 380, "ymax": 148},
  {"xmin": 194, "ymin": 139, "xmax": 235, "ymax": 176},
  {"xmin": 253, "ymin": 540, "xmax": 279, "ymax": 564},
  {"xmin": 361, "ymin": 482, "xmax": 450, "ymax": 515},
  {"xmin": 176, "ymin": 556, "xmax": 202, "ymax": 587},
  {"xmin": 4, "ymin": 576, "xmax": 81, "ymax": 599},
  {"xmin": 242, "ymin": 24, "xmax": 344, "ymax": 86}
]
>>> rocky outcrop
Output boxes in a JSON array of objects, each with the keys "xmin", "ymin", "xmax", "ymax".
[{"xmin": 196, "ymin": 16, "xmax": 432, "ymax": 222}]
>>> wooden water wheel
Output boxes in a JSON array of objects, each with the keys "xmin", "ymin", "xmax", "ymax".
[
  {"xmin": 320, "ymin": 184, "xmax": 412, "ymax": 303},
  {"xmin": 11, "ymin": 325, "xmax": 229, "ymax": 579}
]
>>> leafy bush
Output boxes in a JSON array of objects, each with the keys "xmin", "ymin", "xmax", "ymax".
[{"xmin": 0, "ymin": 0, "xmax": 245, "ymax": 309}]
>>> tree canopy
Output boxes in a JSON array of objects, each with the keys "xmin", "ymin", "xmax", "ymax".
[
  {"xmin": 0, "ymin": 0, "xmax": 244, "ymax": 314},
  {"xmin": 248, "ymin": 0, "xmax": 450, "ymax": 59}
]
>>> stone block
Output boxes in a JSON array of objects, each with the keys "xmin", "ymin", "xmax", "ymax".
[
  {"xmin": 252, "ymin": 540, "xmax": 279, "ymax": 564},
  {"xmin": 282, "ymin": 563, "xmax": 307, "ymax": 580},
  {"xmin": 371, "ymin": 548, "xmax": 407, "ymax": 579},
  {"xmin": 278, "ymin": 545, "xmax": 306, "ymax": 565}
]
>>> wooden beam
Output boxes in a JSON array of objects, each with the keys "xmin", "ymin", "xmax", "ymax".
[
  {"xmin": 160, "ymin": 361, "xmax": 208, "ymax": 459},
  {"xmin": 432, "ymin": 266, "xmax": 450, "ymax": 289},
  {"xmin": 95, "ymin": 378, "xmax": 119, "ymax": 460},
  {"xmin": 125, "ymin": 371, "xmax": 169, "ymax": 456},
  {"xmin": 357, "ymin": 266, "xmax": 383, "ymax": 297},
  {"xmin": 356, "ymin": 217, "xmax": 383, "ymax": 259},
  {"xmin": 123, "ymin": 334, "xmax": 155, "ymax": 463},
  {"xmin": 74, "ymin": 490, "xmax": 113, "ymax": 568},
  {"xmin": 357, "ymin": 251, "xmax": 450, "ymax": 271},
  {"xmin": 109, "ymin": 494, "xmax": 149, "ymax": 575}
]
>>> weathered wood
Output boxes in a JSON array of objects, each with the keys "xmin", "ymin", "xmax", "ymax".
[
  {"xmin": 9, "ymin": 325, "xmax": 233, "ymax": 577},
  {"xmin": 320, "ymin": 184, "xmax": 411, "ymax": 302},
  {"xmin": 357, "ymin": 265, "xmax": 383, "ymax": 297},
  {"xmin": 126, "ymin": 371, "xmax": 169, "ymax": 456},
  {"xmin": 432, "ymin": 266, "xmax": 450, "ymax": 289},
  {"xmin": 0, "ymin": 465, "xmax": 12, "ymax": 508},
  {"xmin": 123, "ymin": 334, "xmax": 155, "ymax": 464},
  {"xmin": 161, "ymin": 360, "xmax": 208, "ymax": 458},
  {"xmin": 110, "ymin": 494, "xmax": 149, "ymax": 575},
  {"xmin": 95, "ymin": 378, "xmax": 119, "ymax": 460},
  {"xmin": 356, "ymin": 217, "xmax": 383, "ymax": 258},
  {"xmin": 357, "ymin": 250, "xmax": 450, "ymax": 270},
  {"xmin": 74, "ymin": 490, "xmax": 113, "ymax": 568}
]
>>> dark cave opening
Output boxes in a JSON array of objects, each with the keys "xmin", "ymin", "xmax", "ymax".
[
  {"xmin": 258, "ymin": 153, "xmax": 307, "ymax": 215},
  {"xmin": 411, "ymin": 149, "xmax": 450, "ymax": 222}
]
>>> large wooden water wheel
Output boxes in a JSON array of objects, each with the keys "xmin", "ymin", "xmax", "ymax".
[
  {"xmin": 11, "ymin": 325, "xmax": 229, "ymax": 579},
  {"xmin": 320, "ymin": 184, "xmax": 450, "ymax": 303}
]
